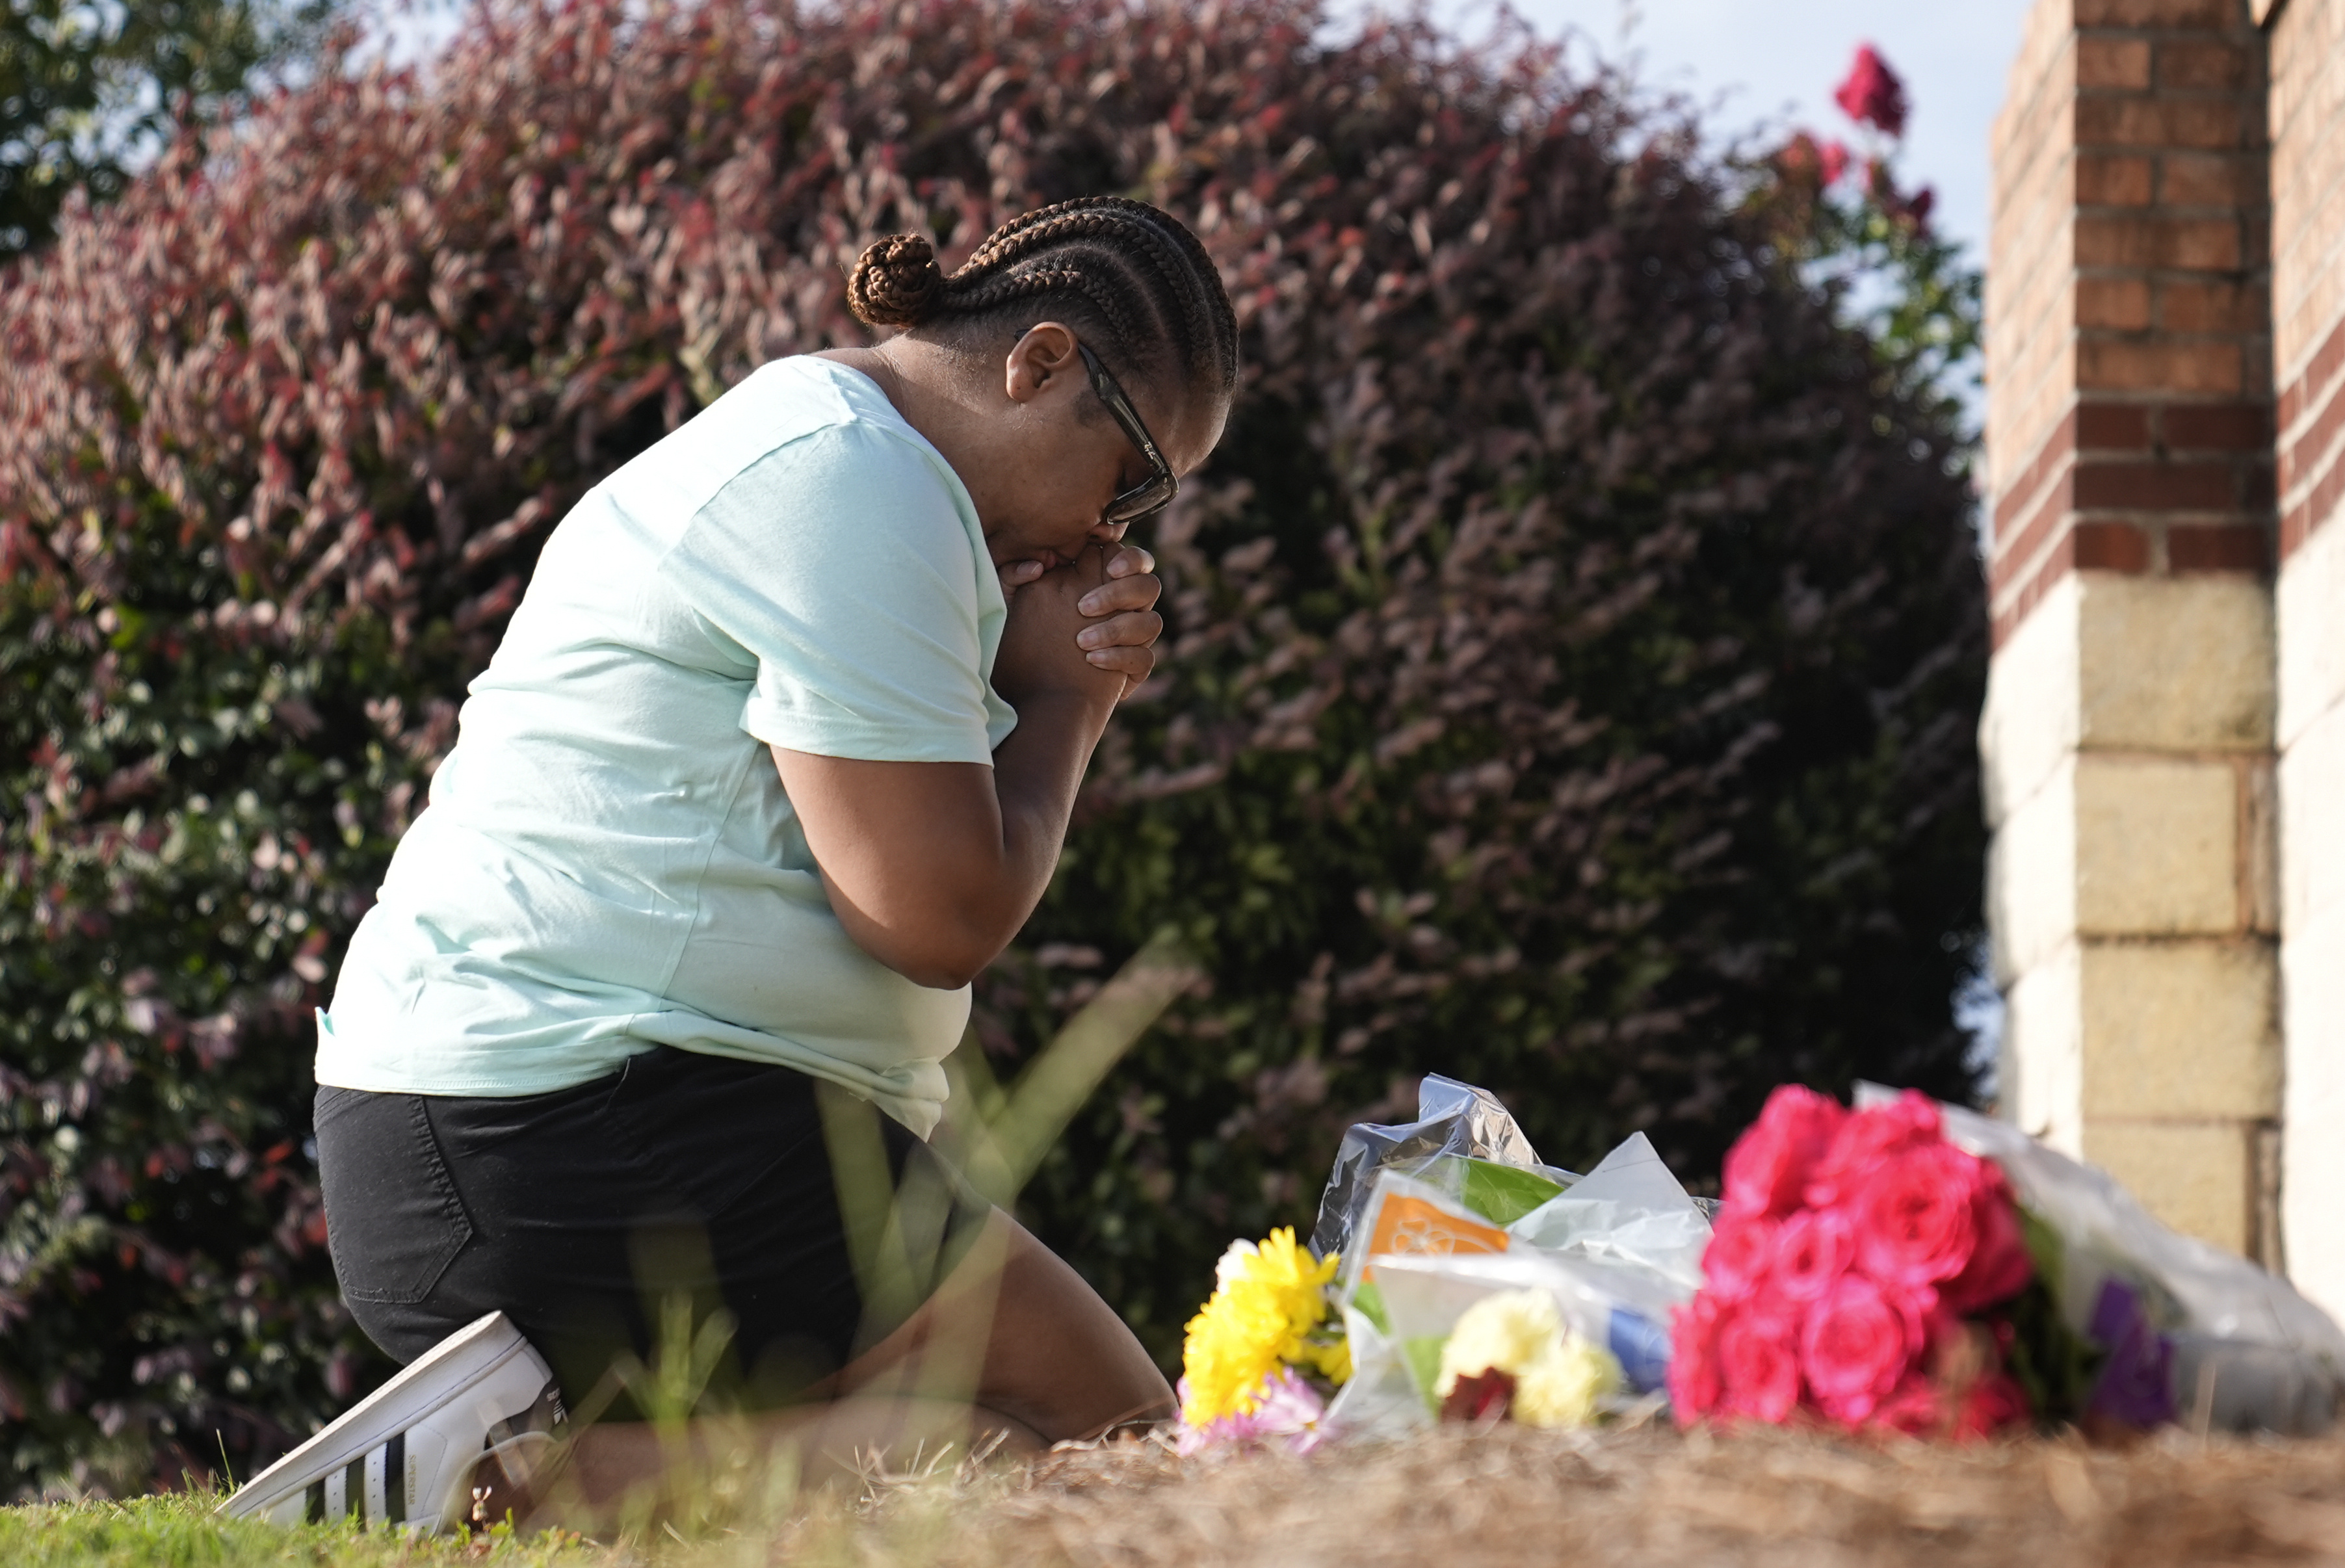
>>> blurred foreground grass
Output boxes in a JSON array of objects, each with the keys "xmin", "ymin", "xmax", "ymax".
[
  {"xmin": 0, "ymin": 1490, "xmax": 594, "ymax": 1568},
  {"xmin": 16, "ymin": 1424, "xmax": 2345, "ymax": 1567},
  {"xmin": 0, "ymin": 1491, "xmax": 622, "ymax": 1568},
  {"xmin": 0, "ymin": 1472, "xmax": 995, "ymax": 1568}
]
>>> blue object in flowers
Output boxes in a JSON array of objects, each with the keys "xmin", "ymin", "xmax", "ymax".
[{"xmin": 1607, "ymin": 1307, "xmax": 1672, "ymax": 1393}]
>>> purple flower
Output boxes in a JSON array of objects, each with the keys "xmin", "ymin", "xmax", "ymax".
[
  {"xmin": 2086, "ymin": 1278, "xmax": 2177, "ymax": 1428},
  {"xmin": 1175, "ymin": 1368, "xmax": 1329, "ymax": 1455}
]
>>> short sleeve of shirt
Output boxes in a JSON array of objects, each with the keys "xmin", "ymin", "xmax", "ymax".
[{"xmin": 667, "ymin": 422, "xmax": 1006, "ymax": 766}]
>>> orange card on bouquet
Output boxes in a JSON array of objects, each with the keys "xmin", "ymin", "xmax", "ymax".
[{"xmin": 1361, "ymin": 1190, "xmax": 1510, "ymax": 1280}]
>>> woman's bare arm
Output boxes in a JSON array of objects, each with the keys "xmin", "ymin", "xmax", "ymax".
[{"xmin": 772, "ymin": 544, "xmax": 1160, "ymax": 988}]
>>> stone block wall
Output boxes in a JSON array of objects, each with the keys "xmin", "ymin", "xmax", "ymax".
[
  {"xmin": 2268, "ymin": 0, "xmax": 2345, "ymax": 1318},
  {"xmin": 1984, "ymin": 0, "xmax": 2283, "ymax": 1263}
]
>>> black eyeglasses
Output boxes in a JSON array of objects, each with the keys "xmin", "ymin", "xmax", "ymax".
[{"xmin": 1077, "ymin": 342, "xmax": 1178, "ymax": 524}]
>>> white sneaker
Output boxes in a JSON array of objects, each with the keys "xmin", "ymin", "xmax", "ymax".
[{"xmin": 220, "ymin": 1312, "xmax": 569, "ymax": 1532}]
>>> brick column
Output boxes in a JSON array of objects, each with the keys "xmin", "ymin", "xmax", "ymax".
[
  {"xmin": 2268, "ymin": 0, "xmax": 2345, "ymax": 1318},
  {"xmin": 1983, "ymin": 0, "xmax": 2281, "ymax": 1259}
]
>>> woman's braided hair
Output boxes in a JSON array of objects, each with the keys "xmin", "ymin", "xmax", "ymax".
[{"xmin": 846, "ymin": 197, "xmax": 1239, "ymax": 401}]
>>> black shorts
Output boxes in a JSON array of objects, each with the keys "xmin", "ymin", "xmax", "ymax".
[{"xmin": 315, "ymin": 1047, "xmax": 991, "ymax": 1418}]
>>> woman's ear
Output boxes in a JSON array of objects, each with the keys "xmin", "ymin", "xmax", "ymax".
[{"xmin": 1002, "ymin": 321, "xmax": 1083, "ymax": 406}]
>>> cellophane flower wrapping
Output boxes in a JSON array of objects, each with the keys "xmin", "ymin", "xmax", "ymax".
[
  {"xmin": 1872, "ymin": 1086, "xmax": 2345, "ymax": 1436},
  {"xmin": 1310, "ymin": 1081, "xmax": 1714, "ymax": 1437},
  {"xmin": 1671, "ymin": 1084, "xmax": 2345, "ymax": 1439},
  {"xmin": 1184, "ymin": 1074, "xmax": 2345, "ymax": 1452},
  {"xmin": 1309, "ymin": 1075, "xmax": 1563, "ymax": 1260},
  {"xmin": 1179, "ymin": 1075, "xmax": 1716, "ymax": 1446}
]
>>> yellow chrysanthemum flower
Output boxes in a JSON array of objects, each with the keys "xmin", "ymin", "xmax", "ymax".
[
  {"xmin": 1435, "ymin": 1287, "xmax": 1621, "ymax": 1430},
  {"xmin": 1303, "ymin": 1330, "xmax": 1354, "ymax": 1388},
  {"xmin": 1179, "ymin": 1228, "xmax": 1341, "ymax": 1426}
]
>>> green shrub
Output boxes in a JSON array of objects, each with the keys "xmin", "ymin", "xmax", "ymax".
[
  {"xmin": 1, "ymin": 0, "xmax": 342, "ymax": 259},
  {"xmin": 0, "ymin": 0, "xmax": 1983, "ymax": 1492}
]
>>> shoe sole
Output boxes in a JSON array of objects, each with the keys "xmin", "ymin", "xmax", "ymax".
[{"xmin": 219, "ymin": 1311, "xmax": 539, "ymax": 1527}]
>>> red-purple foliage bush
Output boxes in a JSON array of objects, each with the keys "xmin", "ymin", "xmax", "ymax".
[{"xmin": 0, "ymin": 0, "xmax": 1984, "ymax": 1492}]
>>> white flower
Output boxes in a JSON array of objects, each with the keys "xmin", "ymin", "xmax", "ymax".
[
  {"xmin": 1435, "ymin": 1287, "xmax": 1622, "ymax": 1430},
  {"xmin": 1437, "ymin": 1288, "xmax": 1564, "ymax": 1394},
  {"xmin": 1214, "ymin": 1238, "xmax": 1261, "ymax": 1291},
  {"xmin": 1512, "ymin": 1334, "xmax": 1621, "ymax": 1428}
]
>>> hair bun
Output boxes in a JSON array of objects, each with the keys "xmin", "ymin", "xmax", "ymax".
[{"xmin": 846, "ymin": 233, "xmax": 944, "ymax": 327}]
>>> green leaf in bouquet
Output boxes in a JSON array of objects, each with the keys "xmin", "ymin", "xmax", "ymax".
[
  {"xmin": 1350, "ymin": 1279, "xmax": 1391, "ymax": 1336},
  {"xmin": 2021, "ymin": 1205, "xmax": 2066, "ymax": 1287},
  {"xmin": 1461, "ymin": 1159, "xmax": 1569, "ymax": 1225},
  {"xmin": 2000, "ymin": 1209, "xmax": 2104, "ymax": 1424},
  {"xmin": 1403, "ymin": 1335, "xmax": 1450, "ymax": 1415}
]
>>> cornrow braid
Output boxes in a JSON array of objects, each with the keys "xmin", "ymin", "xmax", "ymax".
[
  {"xmin": 846, "ymin": 197, "xmax": 1239, "ymax": 400},
  {"xmin": 949, "ymin": 266, "xmax": 1152, "ymax": 361}
]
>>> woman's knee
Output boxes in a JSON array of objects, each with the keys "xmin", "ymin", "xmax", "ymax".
[
  {"xmin": 820, "ymin": 1209, "xmax": 1170, "ymax": 1441},
  {"xmin": 976, "ymin": 1216, "xmax": 1175, "ymax": 1438}
]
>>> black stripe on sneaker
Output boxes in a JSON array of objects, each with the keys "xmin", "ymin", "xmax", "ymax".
[
  {"xmin": 305, "ymin": 1479, "xmax": 324, "ymax": 1523},
  {"xmin": 384, "ymin": 1431, "xmax": 406, "ymax": 1526},
  {"xmin": 343, "ymin": 1457, "xmax": 364, "ymax": 1519}
]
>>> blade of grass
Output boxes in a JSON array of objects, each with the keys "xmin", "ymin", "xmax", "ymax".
[{"xmin": 962, "ymin": 929, "xmax": 1201, "ymax": 1207}]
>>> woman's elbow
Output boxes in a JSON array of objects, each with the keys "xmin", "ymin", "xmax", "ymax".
[
  {"xmin": 887, "ymin": 948, "xmax": 992, "ymax": 991},
  {"xmin": 843, "ymin": 914, "xmax": 1001, "ymax": 991}
]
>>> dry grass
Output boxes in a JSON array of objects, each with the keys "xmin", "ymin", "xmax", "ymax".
[
  {"xmin": 21, "ymin": 1424, "xmax": 2345, "ymax": 1565},
  {"xmin": 787, "ymin": 1424, "xmax": 2345, "ymax": 1568}
]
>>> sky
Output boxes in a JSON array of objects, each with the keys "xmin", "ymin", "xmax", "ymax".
[
  {"xmin": 1402, "ymin": 1, "xmax": 2041, "ymax": 273},
  {"xmin": 378, "ymin": 1, "xmax": 2040, "ymax": 270}
]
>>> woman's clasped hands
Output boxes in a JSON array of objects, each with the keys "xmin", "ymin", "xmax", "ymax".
[{"xmin": 993, "ymin": 542, "xmax": 1163, "ymax": 706}]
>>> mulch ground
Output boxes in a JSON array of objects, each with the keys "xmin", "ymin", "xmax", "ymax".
[{"xmin": 860, "ymin": 1422, "xmax": 2345, "ymax": 1567}]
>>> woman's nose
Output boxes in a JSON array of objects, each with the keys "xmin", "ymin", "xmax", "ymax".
[{"xmin": 1088, "ymin": 517, "xmax": 1130, "ymax": 543}]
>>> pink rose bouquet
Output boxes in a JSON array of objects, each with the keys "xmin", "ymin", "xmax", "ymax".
[{"xmin": 1670, "ymin": 1086, "xmax": 2037, "ymax": 1439}]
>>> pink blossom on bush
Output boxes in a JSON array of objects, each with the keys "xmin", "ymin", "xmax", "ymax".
[
  {"xmin": 1774, "ymin": 131, "xmax": 1850, "ymax": 190},
  {"xmin": 1833, "ymin": 44, "xmax": 1909, "ymax": 139}
]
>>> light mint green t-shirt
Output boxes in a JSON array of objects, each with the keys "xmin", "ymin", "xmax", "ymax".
[{"xmin": 315, "ymin": 357, "xmax": 1015, "ymax": 1136}]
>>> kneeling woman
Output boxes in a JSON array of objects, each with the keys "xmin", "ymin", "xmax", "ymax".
[{"xmin": 226, "ymin": 198, "xmax": 1238, "ymax": 1530}]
